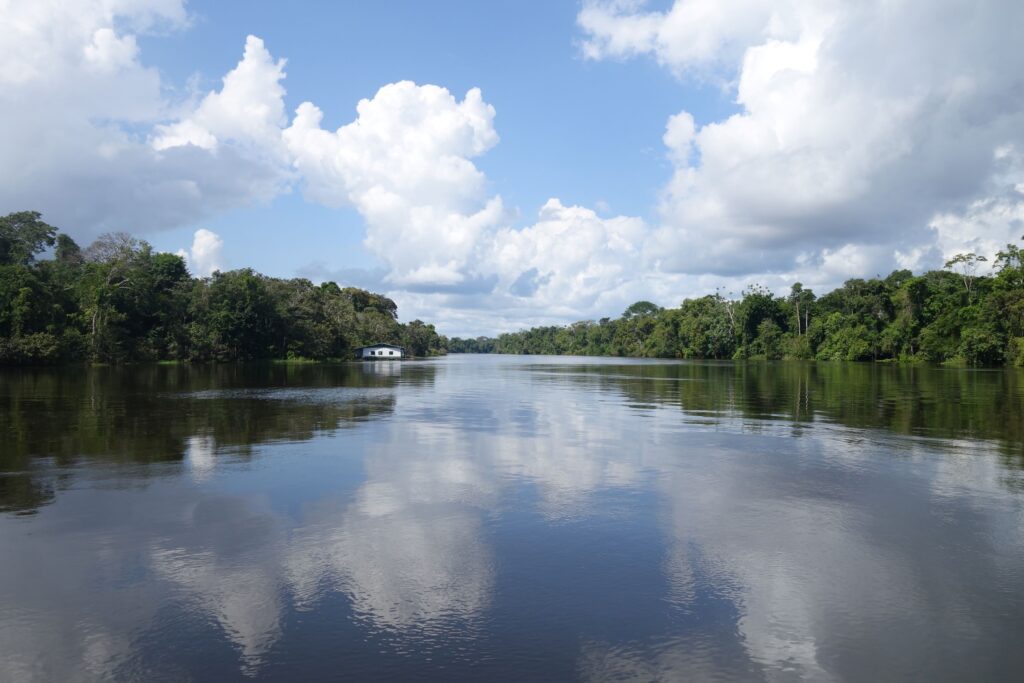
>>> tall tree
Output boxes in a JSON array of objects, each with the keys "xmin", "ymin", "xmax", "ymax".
[
  {"xmin": 944, "ymin": 252, "xmax": 988, "ymax": 299},
  {"xmin": 0, "ymin": 211, "xmax": 57, "ymax": 266}
]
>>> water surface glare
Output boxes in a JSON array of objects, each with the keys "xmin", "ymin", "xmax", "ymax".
[{"xmin": 2, "ymin": 355, "xmax": 1024, "ymax": 681}]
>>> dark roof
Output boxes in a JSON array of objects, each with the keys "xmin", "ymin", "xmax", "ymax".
[{"xmin": 356, "ymin": 343, "xmax": 406, "ymax": 351}]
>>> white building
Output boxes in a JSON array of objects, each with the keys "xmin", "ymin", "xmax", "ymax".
[{"xmin": 356, "ymin": 343, "xmax": 405, "ymax": 360}]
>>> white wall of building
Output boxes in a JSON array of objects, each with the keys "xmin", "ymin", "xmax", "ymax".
[{"xmin": 360, "ymin": 346, "xmax": 403, "ymax": 359}]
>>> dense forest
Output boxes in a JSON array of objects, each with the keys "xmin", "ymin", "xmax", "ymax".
[
  {"xmin": 0, "ymin": 212, "xmax": 446, "ymax": 364},
  {"xmin": 5, "ymin": 209, "xmax": 1024, "ymax": 367},
  {"xmin": 450, "ymin": 237, "xmax": 1024, "ymax": 367}
]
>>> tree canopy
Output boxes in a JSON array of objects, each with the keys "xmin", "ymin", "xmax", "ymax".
[
  {"xmin": 0, "ymin": 211, "xmax": 447, "ymax": 364},
  {"xmin": 5, "ymin": 209, "xmax": 1023, "ymax": 369},
  {"xmin": 0, "ymin": 211, "xmax": 56, "ymax": 266},
  {"xmin": 450, "ymin": 237, "xmax": 1024, "ymax": 367}
]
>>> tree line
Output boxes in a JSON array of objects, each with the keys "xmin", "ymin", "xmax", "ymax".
[
  {"xmin": 450, "ymin": 238, "xmax": 1024, "ymax": 366},
  {"xmin": 0, "ymin": 211, "xmax": 446, "ymax": 364},
  {"xmin": 6, "ymin": 209, "xmax": 1023, "ymax": 367}
]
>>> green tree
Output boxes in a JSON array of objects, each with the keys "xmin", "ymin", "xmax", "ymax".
[
  {"xmin": 55, "ymin": 233, "xmax": 83, "ymax": 266},
  {"xmin": 944, "ymin": 252, "xmax": 988, "ymax": 300},
  {"xmin": 676, "ymin": 295, "xmax": 735, "ymax": 359},
  {"xmin": 0, "ymin": 211, "xmax": 57, "ymax": 266},
  {"xmin": 735, "ymin": 285, "xmax": 788, "ymax": 358},
  {"xmin": 787, "ymin": 282, "xmax": 816, "ymax": 336},
  {"xmin": 621, "ymin": 300, "xmax": 661, "ymax": 320}
]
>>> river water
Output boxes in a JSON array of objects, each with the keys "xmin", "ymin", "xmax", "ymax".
[{"xmin": 2, "ymin": 355, "xmax": 1023, "ymax": 681}]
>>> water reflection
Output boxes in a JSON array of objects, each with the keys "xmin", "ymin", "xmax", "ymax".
[
  {"xmin": 184, "ymin": 435, "xmax": 217, "ymax": 481},
  {"xmin": 150, "ymin": 496, "xmax": 285, "ymax": 673},
  {"xmin": 543, "ymin": 360, "xmax": 1024, "ymax": 454},
  {"xmin": 285, "ymin": 422, "xmax": 498, "ymax": 634},
  {"xmin": 1, "ymin": 357, "xmax": 1023, "ymax": 680},
  {"xmin": 0, "ymin": 363, "xmax": 426, "ymax": 513}
]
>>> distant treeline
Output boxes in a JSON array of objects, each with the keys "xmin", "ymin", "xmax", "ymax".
[
  {"xmin": 450, "ymin": 239, "xmax": 1024, "ymax": 366},
  {"xmin": 0, "ymin": 211, "xmax": 446, "ymax": 364}
]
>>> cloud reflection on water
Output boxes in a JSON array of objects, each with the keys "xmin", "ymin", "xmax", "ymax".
[{"xmin": 1, "ymin": 358, "xmax": 1023, "ymax": 680}]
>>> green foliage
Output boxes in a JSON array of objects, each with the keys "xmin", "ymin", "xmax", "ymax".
[
  {"xmin": 451, "ymin": 237, "xmax": 1024, "ymax": 367},
  {"xmin": 0, "ymin": 211, "xmax": 446, "ymax": 365},
  {"xmin": 958, "ymin": 327, "xmax": 1004, "ymax": 366},
  {"xmin": 401, "ymin": 320, "xmax": 444, "ymax": 357},
  {"xmin": 752, "ymin": 319, "xmax": 784, "ymax": 360},
  {"xmin": 6, "ymin": 208, "xmax": 1024, "ymax": 368},
  {"xmin": 0, "ymin": 332, "xmax": 61, "ymax": 364},
  {"xmin": 1009, "ymin": 338, "xmax": 1024, "ymax": 367},
  {"xmin": 676, "ymin": 295, "xmax": 736, "ymax": 359},
  {"xmin": 735, "ymin": 285, "xmax": 787, "ymax": 352},
  {"xmin": 0, "ymin": 211, "xmax": 57, "ymax": 266},
  {"xmin": 189, "ymin": 269, "xmax": 280, "ymax": 360},
  {"xmin": 944, "ymin": 252, "xmax": 988, "ymax": 299},
  {"xmin": 813, "ymin": 313, "xmax": 876, "ymax": 361},
  {"xmin": 621, "ymin": 300, "xmax": 662, "ymax": 320},
  {"xmin": 446, "ymin": 336, "xmax": 497, "ymax": 353},
  {"xmin": 54, "ymin": 233, "xmax": 83, "ymax": 265},
  {"xmin": 783, "ymin": 332, "xmax": 813, "ymax": 360}
]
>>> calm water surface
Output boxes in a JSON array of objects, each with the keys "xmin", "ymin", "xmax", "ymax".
[{"xmin": 2, "ymin": 355, "xmax": 1024, "ymax": 681}]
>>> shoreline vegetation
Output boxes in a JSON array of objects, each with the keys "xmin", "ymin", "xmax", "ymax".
[
  {"xmin": 0, "ymin": 212, "xmax": 446, "ymax": 365},
  {"xmin": 2, "ymin": 210, "xmax": 1022, "ymax": 367},
  {"xmin": 450, "ymin": 239, "xmax": 1024, "ymax": 368}
]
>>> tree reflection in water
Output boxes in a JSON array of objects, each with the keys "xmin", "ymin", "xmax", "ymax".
[{"xmin": 1, "ymin": 357, "xmax": 1023, "ymax": 681}]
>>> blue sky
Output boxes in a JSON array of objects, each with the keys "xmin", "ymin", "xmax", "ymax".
[
  {"xmin": 141, "ymin": 1, "xmax": 735, "ymax": 278},
  {"xmin": 2, "ymin": 1, "xmax": 1023, "ymax": 335}
]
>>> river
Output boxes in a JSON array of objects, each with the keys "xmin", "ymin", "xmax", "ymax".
[{"xmin": 2, "ymin": 355, "xmax": 1023, "ymax": 681}]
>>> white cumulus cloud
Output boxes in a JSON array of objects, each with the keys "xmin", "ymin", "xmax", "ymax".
[
  {"xmin": 580, "ymin": 0, "xmax": 1024, "ymax": 287},
  {"xmin": 487, "ymin": 199, "xmax": 647, "ymax": 316},
  {"xmin": 0, "ymin": 1, "xmax": 645, "ymax": 334},
  {"xmin": 153, "ymin": 35, "xmax": 289, "ymax": 155},
  {"xmin": 177, "ymin": 228, "xmax": 225, "ymax": 277},
  {"xmin": 9, "ymin": 0, "xmax": 1024, "ymax": 335},
  {"xmin": 0, "ymin": 2, "xmax": 290, "ymax": 238},
  {"xmin": 282, "ymin": 81, "xmax": 652, "ymax": 333},
  {"xmin": 284, "ymin": 82, "xmax": 503, "ymax": 289}
]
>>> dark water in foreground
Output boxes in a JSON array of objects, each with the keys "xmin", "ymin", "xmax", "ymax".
[{"xmin": 2, "ymin": 356, "xmax": 1024, "ymax": 681}]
